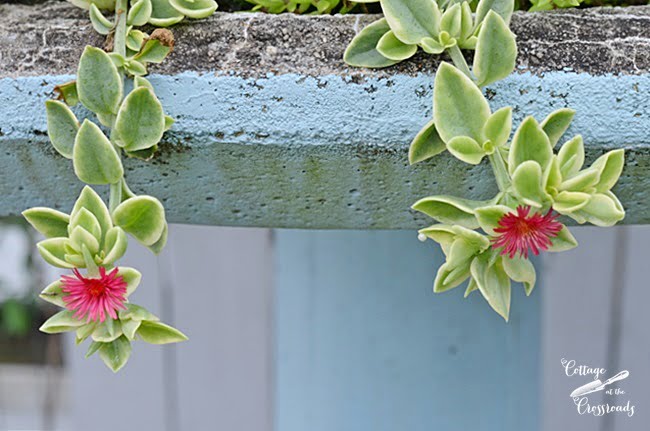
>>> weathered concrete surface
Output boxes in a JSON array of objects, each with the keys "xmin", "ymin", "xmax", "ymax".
[
  {"xmin": 0, "ymin": 2, "xmax": 649, "ymax": 228},
  {"xmin": 2, "ymin": 4, "xmax": 650, "ymax": 77}
]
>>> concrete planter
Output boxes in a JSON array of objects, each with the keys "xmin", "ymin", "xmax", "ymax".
[{"xmin": 1, "ymin": 3, "xmax": 648, "ymax": 229}]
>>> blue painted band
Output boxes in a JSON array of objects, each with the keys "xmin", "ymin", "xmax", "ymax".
[{"xmin": 0, "ymin": 70, "xmax": 647, "ymax": 228}]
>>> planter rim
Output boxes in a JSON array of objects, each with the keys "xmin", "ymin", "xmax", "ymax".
[{"xmin": 1, "ymin": 4, "xmax": 650, "ymax": 78}]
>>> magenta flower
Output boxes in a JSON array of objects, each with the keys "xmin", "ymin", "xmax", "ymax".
[
  {"xmin": 61, "ymin": 267, "xmax": 128, "ymax": 323},
  {"xmin": 492, "ymin": 206, "xmax": 563, "ymax": 259}
]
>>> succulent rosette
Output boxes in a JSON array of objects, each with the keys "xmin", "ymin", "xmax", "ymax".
[
  {"xmin": 24, "ymin": 186, "xmax": 184, "ymax": 372},
  {"xmin": 410, "ymin": 62, "xmax": 625, "ymax": 321}
]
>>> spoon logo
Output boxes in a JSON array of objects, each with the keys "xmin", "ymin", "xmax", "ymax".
[{"xmin": 562, "ymin": 359, "xmax": 635, "ymax": 417}]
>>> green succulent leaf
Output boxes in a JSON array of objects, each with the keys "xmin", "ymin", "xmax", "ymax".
[
  {"xmin": 547, "ymin": 226, "xmax": 578, "ymax": 252},
  {"xmin": 475, "ymin": 0, "xmax": 514, "ymax": 27},
  {"xmin": 434, "ymin": 62, "xmax": 491, "ymax": 144},
  {"xmin": 121, "ymin": 319, "xmax": 141, "ymax": 340},
  {"xmin": 125, "ymin": 60, "xmax": 148, "ymax": 76},
  {"xmin": 408, "ymin": 120, "xmax": 446, "ymax": 164},
  {"xmin": 471, "ymin": 252, "xmax": 511, "ymax": 321},
  {"xmin": 559, "ymin": 167, "xmax": 600, "ymax": 192},
  {"xmin": 451, "ymin": 225, "xmax": 491, "ymax": 251},
  {"xmin": 447, "ymin": 135, "xmax": 486, "ymax": 165},
  {"xmin": 419, "ymin": 37, "xmax": 445, "ymax": 54},
  {"xmin": 89, "ymin": 4, "xmax": 114, "ymax": 35},
  {"xmin": 474, "ymin": 204, "xmax": 511, "ymax": 235},
  {"xmin": 376, "ymin": 30, "xmax": 418, "ymax": 61},
  {"xmin": 553, "ymin": 191, "xmax": 591, "ymax": 214},
  {"xmin": 529, "ymin": 0, "xmax": 554, "ymax": 11},
  {"xmin": 502, "ymin": 255, "xmax": 536, "ymax": 296},
  {"xmin": 149, "ymin": 0, "xmax": 184, "ymax": 26},
  {"xmin": 412, "ymin": 195, "xmax": 483, "ymax": 229},
  {"xmin": 483, "ymin": 106, "xmax": 512, "ymax": 148},
  {"xmin": 98, "ymin": 335, "xmax": 132, "ymax": 372},
  {"xmin": 112, "ymin": 196, "xmax": 166, "ymax": 247},
  {"xmin": 508, "ymin": 116, "xmax": 552, "ymax": 174},
  {"xmin": 77, "ymin": 46, "xmax": 123, "ymax": 115},
  {"xmin": 40, "ymin": 310, "xmax": 85, "ymax": 334},
  {"xmin": 418, "ymin": 224, "xmax": 457, "ymax": 254},
  {"xmin": 71, "ymin": 186, "xmax": 113, "ymax": 244},
  {"xmin": 37, "ymin": 238, "xmax": 75, "ymax": 269},
  {"xmin": 115, "ymin": 87, "xmax": 165, "ymax": 151},
  {"xmin": 164, "ymin": 115, "xmax": 174, "ymax": 131},
  {"xmin": 380, "ymin": 0, "xmax": 441, "ymax": 45},
  {"xmin": 126, "ymin": 29, "xmax": 147, "ymax": 51},
  {"xmin": 473, "ymin": 11, "xmax": 517, "ymax": 87},
  {"xmin": 573, "ymin": 193, "xmax": 625, "ymax": 227},
  {"xmin": 512, "ymin": 160, "xmax": 546, "ymax": 208},
  {"xmin": 459, "ymin": 2, "xmax": 474, "ymax": 43},
  {"xmin": 108, "ymin": 52, "xmax": 127, "ymax": 68},
  {"xmin": 68, "ymin": 0, "xmax": 116, "ymax": 9},
  {"xmin": 464, "ymin": 277, "xmax": 479, "ymax": 297},
  {"xmin": 169, "ymin": 0, "xmax": 218, "ymax": 18},
  {"xmin": 103, "ymin": 226, "xmax": 128, "ymax": 264},
  {"xmin": 434, "ymin": 238, "xmax": 477, "ymax": 292},
  {"xmin": 543, "ymin": 156, "xmax": 562, "ymax": 192},
  {"xmin": 73, "ymin": 120, "xmax": 124, "ymax": 185},
  {"xmin": 540, "ymin": 108, "xmax": 575, "ymax": 147},
  {"xmin": 557, "ymin": 135, "xmax": 584, "ymax": 179},
  {"xmin": 69, "ymin": 226, "xmax": 101, "ymax": 255},
  {"xmin": 343, "ymin": 19, "xmax": 400, "ymax": 68},
  {"xmin": 147, "ymin": 222, "xmax": 168, "ymax": 255},
  {"xmin": 85, "ymin": 341, "xmax": 103, "ymax": 358},
  {"xmin": 119, "ymin": 303, "xmax": 160, "ymax": 322},
  {"xmin": 22, "ymin": 207, "xmax": 70, "ymax": 238},
  {"xmin": 117, "ymin": 267, "xmax": 142, "ymax": 297},
  {"xmin": 137, "ymin": 320, "xmax": 188, "ymax": 344},
  {"xmin": 125, "ymin": 145, "xmax": 159, "ymax": 160},
  {"xmin": 96, "ymin": 112, "xmax": 116, "ymax": 128},
  {"xmin": 45, "ymin": 100, "xmax": 79, "ymax": 159},
  {"xmin": 76, "ymin": 322, "xmax": 98, "ymax": 344},
  {"xmin": 54, "ymin": 81, "xmax": 80, "ymax": 107},
  {"xmin": 69, "ymin": 207, "xmax": 102, "ymax": 241},
  {"xmin": 440, "ymin": 3, "xmax": 462, "ymax": 39},
  {"xmin": 439, "ymin": 31, "xmax": 457, "ymax": 49},
  {"xmin": 134, "ymin": 31, "xmax": 174, "ymax": 64},
  {"xmin": 128, "ymin": 0, "xmax": 152, "ymax": 26},
  {"xmin": 39, "ymin": 280, "xmax": 66, "ymax": 308},
  {"xmin": 64, "ymin": 253, "xmax": 86, "ymax": 268},
  {"xmin": 134, "ymin": 76, "xmax": 155, "ymax": 91},
  {"xmin": 591, "ymin": 149, "xmax": 625, "ymax": 193},
  {"xmin": 92, "ymin": 319, "xmax": 123, "ymax": 343}
]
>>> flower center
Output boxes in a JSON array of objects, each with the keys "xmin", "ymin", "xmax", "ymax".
[
  {"xmin": 492, "ymin": 205, "xmax": 563, "ymax": 259},
  {"xmin": 513, "ymin": 218, "xmax": 535, "ymax": 237},
  {"xmin": 86, "ymin": 278, "xmax": 107, "ymax": 298}
]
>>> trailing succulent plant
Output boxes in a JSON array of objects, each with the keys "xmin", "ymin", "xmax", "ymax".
[
  {"xmin": 245, "ymin": 0, "xmax": 360, "ymax": 14},
  {"xmin": 344, "ymin": 0, "xmax": 625, "ymax": 321},
  {"xmin": 21, "ymin": 0, "xmax": 218, "ymax": 372}
]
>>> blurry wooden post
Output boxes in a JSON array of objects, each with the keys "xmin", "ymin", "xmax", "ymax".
[{"xmin": 274, "ymin": 230, "xmax": 540, "ymax": 431}]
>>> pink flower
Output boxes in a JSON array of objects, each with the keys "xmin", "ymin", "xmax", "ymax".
[
  {"xmin": 61, "ymin": 267, "xmax": 127, "ymax": 323},
  {"xmin": 492, "ymin": 206, "xmax": 563, "ymax": 259}
]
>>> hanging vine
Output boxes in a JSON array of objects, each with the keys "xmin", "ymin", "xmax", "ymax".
[
  {"xmin": 344, "ymin": 0, "xmax": 625, "ymax": 320},
  {"xmin": 22, "ymin": 0, "xmax": 218, "ymax": 372}
]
